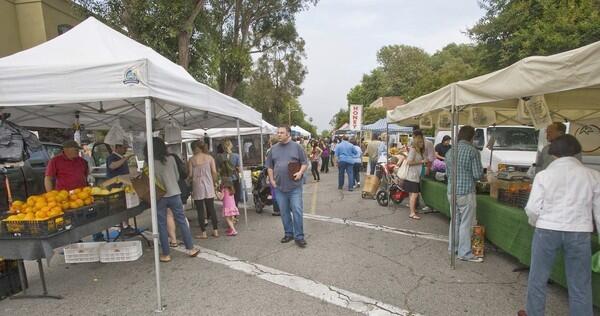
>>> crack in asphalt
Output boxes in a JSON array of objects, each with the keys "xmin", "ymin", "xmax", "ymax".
[{"xmin": 167, "ymin": 240, "xmax": 417, "ymax": 315}]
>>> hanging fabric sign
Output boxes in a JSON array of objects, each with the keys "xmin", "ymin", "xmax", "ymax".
[
  {"xmin": 524, "ymin": 95, "xmax": 552, "ymax": 129},
  {"xmin": 437, "ymin": 111, "xmax": 452, "ymax": 130},
  {"xmin": 469, "ymin": 107, "xmax": 497, "ymax": 127},
  {"xmin": 571, "ymin": 119, "xmax": 600, "ymax": 156},
  {"xmin": 349, "ymin": 104, "xmax": 363, "ymax": 131},
  {"xmin": 419, "ymin": 115, "xmax": 433, "ymax": 129}
]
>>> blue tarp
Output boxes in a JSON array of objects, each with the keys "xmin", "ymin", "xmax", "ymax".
[{"xmin": 361, "ymin": 118, "xmax": 412, "ymax": 133}]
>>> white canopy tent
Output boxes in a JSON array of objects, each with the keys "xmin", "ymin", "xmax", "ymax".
[
  {"xmin": 388, "ymin": 40, "xmax": 600, "ymax": 128},
  {"xmin": 387, "ymin": 40, "xmax": 600, "ymax": 268},
  {"xmin": 0, "ymin": 17, "xmax": 262, "ymax": 312},
  {"xmin": 292, "ymin": 125, "xmax": 311, "ymax": 137},
  {"xmin": 182, "ymin": 119, "xmax": 277, "ymax": 166},
  {"xmin": 182, "ymin": 120, "xmax": 277, "ymax": 139}
]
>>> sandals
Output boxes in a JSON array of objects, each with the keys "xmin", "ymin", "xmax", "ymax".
[
  {"xmin": 187, "ymin": 248, "xmax": 201, "ymax": 257},
  {"xmin": 169, "ymin": 241, "xmax": 179, "ymax": 248},
  {"xmin": 159, "ymin": 255, "xmax": 171, "ymax": 262},
  {"xmin": 409, "ymin": 214, "xmax": 421, "ymax": 220},
  {"xmin": 195, "ymin": 232, "xmax": 208, "ymax": 239}
]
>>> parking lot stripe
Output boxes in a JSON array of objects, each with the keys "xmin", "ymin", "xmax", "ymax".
[
  {"xmin": 170, "ymin": 245, "xmax": 420, "ymax": 316},
  {"xmin": 303, "ymin": 213, "xmax": 448, "ymax": 243}
]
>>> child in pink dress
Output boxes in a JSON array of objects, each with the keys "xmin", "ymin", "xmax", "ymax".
[{"xmin": 220, "ymin": 181, "xmax": 239, "ymax": 236}]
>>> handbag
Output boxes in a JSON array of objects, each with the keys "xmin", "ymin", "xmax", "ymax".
[
  {"xmin": 131, "ymin": 172, "xmax": 166, "ymax": 204},
  {"xmin": 396, "ymin": 159, "xmax": 409, "ymax": 180}
]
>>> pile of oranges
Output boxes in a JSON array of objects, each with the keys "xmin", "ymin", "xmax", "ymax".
[{"xmin": 6, "ymin": 187, "xmax": 95, "ymax": 221}]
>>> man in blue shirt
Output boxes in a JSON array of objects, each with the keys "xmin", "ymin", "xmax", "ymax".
[
  {"xmin": 335, "ymin": 136, "xmax": 358, "ymax": 191},
  {"xmin": 106, "ymin": 141, "xmax": 134, "ymax": 178},
  {"xmin": 445, "ymin": 126, "xmax": 484, "ymax": 263}
]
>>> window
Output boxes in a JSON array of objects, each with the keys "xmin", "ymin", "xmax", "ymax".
[{"xmin": 473, "ymin": 129, "xmax": 485, "ymax": 150}]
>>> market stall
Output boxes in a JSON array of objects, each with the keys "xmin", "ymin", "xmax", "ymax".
[
  {"xmin": 388, "ymin": 40, "xmax": 600, "ymax": 305},
  {"xmin": 420, "ymin": 178, "xmax": 600, "ymax": 307},
  {"xmin": 0, "ymin": 17, "xmax": 262, "ymax": 311}
]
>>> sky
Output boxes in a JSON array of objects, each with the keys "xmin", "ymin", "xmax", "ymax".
[{"xmin": 295, "ymin": 0, "xmax": 486, "ymax": 132}]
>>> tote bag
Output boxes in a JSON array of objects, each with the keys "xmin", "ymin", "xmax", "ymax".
[
  {"xmin": 396, "ymin": 159, "xmax": 409, "ymax": 180},
  {"xmin": 131, "ymin": 173, "xmax": 166, "ymax": 204}
]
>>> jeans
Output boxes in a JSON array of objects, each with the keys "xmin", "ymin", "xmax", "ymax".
[
  {"xmin": 526, "ymin": 228, "xmax": 592, "ymax": 316},
  {"xmin": 195, "ymin": 198, "xmax": 217, "ymax": 232},
  {"xmin": 353, "ymin": 163, "xmax": 361, "ymax": 185},
  {"xmin": 369, "ymin": 158, "xmax": 377, "ymax": 175},
  {"xmin": 338, "ymin": 161, "xmax": 354, "ymax": 191},
  {"xmin": 447, "ymin": 192, "xmax": 476, "ymax": 259},
  {"xmin": 157, "ymin": 195, "xmax": 194, "ymax": 255},
  {"xmin": 321, "ymin": 156, "xmax": 329, "ymax": 173},
  {"xmin": 311, "ymin": 161, "xmax": 320, "ymax": 180},
  {"xmin": 274, "ymin": 186, "xmax": 304, "ymax": 240}
]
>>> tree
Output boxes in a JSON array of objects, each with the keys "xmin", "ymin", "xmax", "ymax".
[
  {"xmin": 330, "ymin": 108, "xmax": 349, "ymax": 129},
  {"xmin": 346, "ymin": 69, "xmax": 386, "ymax": 106},
  {"xmin": 468, "ymin": 0, "xmax": 600, "ymax": 72},
  {"xmin": 205, "ymin": 0, "xmax": 318, "ymax": 96},
  {"xmin": 242, "ymin": 37, "xmax": 307, "ymax": 124},
  {"xmin": 422, "ymin": 43, "xmax": 484, "ymax": 92},
  {"xmin": 363, "ymin": 107, "xmax": 386, "ymax": 125},
  {"xmin": 76, "ymin": 0, "xmax": 205, "ymax": 70},
  {"xmin": 376, "ymin": 45, "xmax": 432, "ymax": 101}
]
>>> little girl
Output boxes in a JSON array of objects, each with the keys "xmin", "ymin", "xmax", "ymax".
[{"xmin": 220, "ymin": 179, "xmax": 239, "ymax": 236}]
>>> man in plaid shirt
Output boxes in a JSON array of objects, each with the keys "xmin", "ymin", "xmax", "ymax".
[{"xmin": 445, "ymin": 125, "xmax": 484, "ymax": 263}]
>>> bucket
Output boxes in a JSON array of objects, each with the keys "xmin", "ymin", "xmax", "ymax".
[{"xmin": 472, "ymin": 225, "xmax": 485, "ymax": 257}]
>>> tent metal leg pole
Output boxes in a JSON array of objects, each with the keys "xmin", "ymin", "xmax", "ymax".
[
  {"xmin": 260, "ymin": 127, "xmax": 264, "ymax": 166},
  {"xmin": 386, "ymin": 123, "xmax": 390, "ymax": 210},
  {"xmin": 145, "ymin": 98, "xmax": 163, "ymax": 312},
  {"xmin": 449, "ymin": 88, "xmax": 458, "ymax": 270},
  {"xmin": 237, "ymin": 119, "xmax": 248, "ymax": 226}
]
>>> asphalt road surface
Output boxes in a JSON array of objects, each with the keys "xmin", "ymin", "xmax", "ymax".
[{"xmin": 1, "ymin": 167, "xmax": 588, "ymax": 315}]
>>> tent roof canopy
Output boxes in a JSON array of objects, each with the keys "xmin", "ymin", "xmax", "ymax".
[
  {"xmin": 291, "ymin": 125, "xmax": 311, "ymax": 137},
  {"xmin": 387, "ymin": 40, "xmax": 600, "ymax": 125},
  {"xmin": 182, "ymin": 120, "xmax": 277, "ymax": 139},
  {"xmin": 361, "ymin": 118, "xmax": 412, "ymax": 133},
  {"xmin": 0, "ymin": 17, "xmax": 262, "ymax": 130}
]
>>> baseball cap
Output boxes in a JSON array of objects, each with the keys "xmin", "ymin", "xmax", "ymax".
[{"xmin": 62, "ymin": 140, "xmax": 82, "ymax": 149}]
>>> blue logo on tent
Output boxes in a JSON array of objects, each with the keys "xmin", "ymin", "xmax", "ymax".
[{"xmin": 123, "ymin": 69, "xmax": 140, "ymax": 85}]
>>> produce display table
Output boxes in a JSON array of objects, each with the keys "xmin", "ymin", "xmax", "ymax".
[
  {"xmin": 0, "ymin": 205, "xmax": 147, "ymax": 260},
  {"xmin": 0, "ymin": 204, "xmax": 148, "ymax": 299},
  {"xmin": 420, "ymin": 178, "xmax": 600, "ymax": 307}
]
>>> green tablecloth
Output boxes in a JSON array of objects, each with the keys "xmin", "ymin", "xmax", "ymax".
[{"xmin": 421, "ymin": 178, "xmax": 600, "ymax": 307}]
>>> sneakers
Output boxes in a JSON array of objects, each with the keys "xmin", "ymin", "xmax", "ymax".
[
  {"xmin": 459, "ymin": 256, "xmax": 484, "ymax": 263},
  {"xmin": 295, "ymin": 239, "xmax": 307, "ymax": 248},
  {"xmin": 226, "ymin": 229, "xmax": 238, "ymax": 237},
  {"xmin": 280, "ymin": 235, "xmax": 294, "ymax": 243}
]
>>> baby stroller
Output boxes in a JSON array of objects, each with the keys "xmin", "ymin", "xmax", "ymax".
[
  {"xmin": 375, "ymin": 159, "xmax": 409, "ymax": 207},
  {"xmin": 251, "ymin": 166, "xmax": 279, "ymax": 214}
]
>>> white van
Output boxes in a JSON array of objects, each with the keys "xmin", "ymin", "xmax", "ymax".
[{"xmin": 435, "ymin": 126, "xmax": 538, "ymax": 172}]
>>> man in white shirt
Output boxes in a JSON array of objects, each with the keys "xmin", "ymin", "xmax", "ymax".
[{"xmin": 523, "ymin": 134, "xmax": 600, "ymax": 316}]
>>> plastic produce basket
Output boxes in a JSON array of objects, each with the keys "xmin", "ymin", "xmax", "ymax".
[
  {"xmin": 99, "ymin": 240, "xmax": 142, "ymax": 263},
  {"xmin": 93, "ymin": 191, "xmax": 126, "ymax": 215},
  {"xmin": 1, "ymin": 214, "xmax": 69, "ymax": 238},
  {"xmin": 63, "ymin": 242, "xmax": 104, "ymax": 263},
  {"xmin": 64, "ymin": 204, "xmax": 108, "ymax": 227}
]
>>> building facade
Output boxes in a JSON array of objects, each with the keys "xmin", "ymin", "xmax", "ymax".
[
  {"xmin": 0, "ymin": 0, "xmax": 82, "ymax": 58},
  {"xmin": 369, "ymin": 96, "xmax": 406, "ymax": 111}
]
